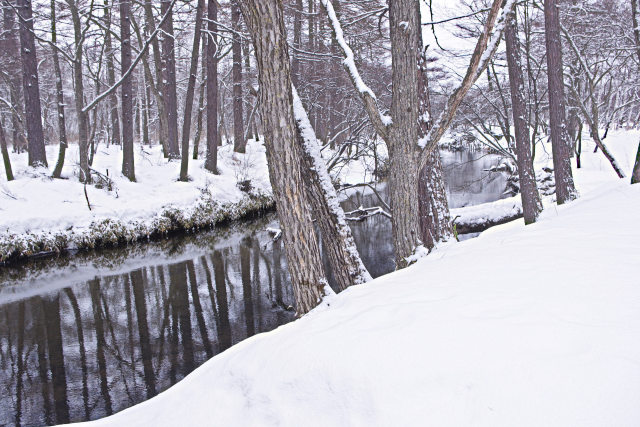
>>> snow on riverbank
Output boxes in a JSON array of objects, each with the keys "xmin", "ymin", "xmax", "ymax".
[
  {"xmin": 77, "ymin": 132, "xmax": 640, "ymax": 426},
  {"xmin": 0, "ymin": 141, "xmax": 273, "ymax": 262}
]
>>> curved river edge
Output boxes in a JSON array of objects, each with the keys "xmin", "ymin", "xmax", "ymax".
[{"xmin": 0, "ymin": 191, "xmax": 275, "ymax": 266}]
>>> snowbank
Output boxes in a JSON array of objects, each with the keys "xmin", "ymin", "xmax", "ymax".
[
  {"xmin": 76, "ymin": 131, "xmax": 640, "ymax": 426},
  {"xmin": 0, "ymin": 141, "xmax": 273, "ymax": 263}
]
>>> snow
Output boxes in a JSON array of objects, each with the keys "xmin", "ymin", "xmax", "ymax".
[
  {"xmin": 0, "ymin": 141, "xmax": 272, "ymax": 260},
  {"xmin": 75, "ymin": 132, "xmax": 640, "ymax": 426}
]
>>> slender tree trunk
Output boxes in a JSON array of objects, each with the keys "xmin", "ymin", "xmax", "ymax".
[
  {"xmin": 0, "ymin": 122, "xmax": 14, "ymax": 181},
  {"xmin": 104, "ymin": 0, "xmax": 121, "ymax": 147},
  {"xmin": 186, "ymin": 261, "xmax": 213, "ymax": 358},
  {"xmin": 205, "ymin": 0, "xmax": 219, "ymax": 173},
  {"xmin": 16, "ymin": 0, "xmax": 48, "ymax": 167},
  {"xmin": 504, "ymin": 6, "xmax": 542, "ymax": 223},
  {"xmin": 544, "ymin": 0, "xmax": 577, "ymax": 204},
  {"xmin": 141, "ymin": 72, "xmax": 150, "ymax": 146},
  {"xmin": 121, "ymin": 0, "xmax": 135, "ymax": 181},
  {"xmin": 67, "ymin": 0, "xmax": 91, "ymax": 182},
  {"xmin": 211, "ymin": 251, "xmax": 232, "ymax": 350},
  {"xmin": 238, "ymin": 0, "xmax": 330, "ymax": 315},
  {"xmin": 632, "ymin": 141, "xmax": 640, "ymax": 184},
  {"xmin": 89, "ymin": 279, "xmax": 113, "ymax": 415},
  {"xmin": 232, "ymin": 3, "xmax": 246, "ymax": 153},
  {"xmin": 63, "ymin": 288, "xmax": 90, "ymax": 419},
  {"xmin": 179, "ymin": 0, "xmax": 205, "ymax": 181},
  {"xmin": 416, "ymin": 8, "xmax": 452, "ymax": 250},
  {"xmin": 51, "ymin": 0, "xmax": 68, "ymax": 178},
  {"xmin": 193, "ymin": 36, "xmax": 207, "ymax": 160},
  {"xmin": 291, "ymin": 0, "xmax": 303, "ymax": 85},
  {"xmin": 161, "ymin": 0, "xmax": 180, "ymax": 159},
  {"xmin": 240, "ymin": 239, "xmax": 255, "ymax": 336}
]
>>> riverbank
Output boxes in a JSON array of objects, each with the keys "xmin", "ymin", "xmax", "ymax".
[
  {"xmin": 0, "ymin": 141, "xmax": 274, "ymax": 264},
  {"xmin": 76, "ymin": 131, "xmax": 640, "ymax": 426}
]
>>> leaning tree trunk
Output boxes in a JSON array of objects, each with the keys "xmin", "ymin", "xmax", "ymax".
[
  {"xmin": 0, "ymin": 122, "xmax": 14, "ymax": 181},
  {"xmin": 632, "ymin": 141, "xmax": 640, "ymax": 184},
  {"xmin": 238, "ymin": 0, "xmax": 329, "ymax": 315},
  {"xmin": 388, "ymin": 0, "xmax": 422, "ymax": 267},
  {"xmin": 232, "ymin": 3, "xmax": 246, "ymax": 153},
  {"xmin": 179, "ymin": 0, "xmax": 205, "ymax": 181},
  {"xmin": 204, "ymin": 0, "xmax": 219, "ymax": 173},
  {"xmin": 160, "ymin": 0, "xmax": 180, "ymax": 159},
  {"xmin": 544, "ymin": 0, "xmax": 577, "ymax": 204},
  {"xmin": 120, "ymin": 0, "xmax": 135, "ymax": 181},
  {"xmin": 292, "ymin": 87, "xmax": 371, "ymax": 291},
  {"xmin": 51, "ymin": 0, "xmax": 68, "ymax": 178},
  {"xmin": 416, "ymin": 9, "xmax": 452, "ymax": 250},
  {"xmin": 16, "ymin": 0, "xmax": 48, "ymax": 168},
  {"xmin": 504, "ymin": 5, "xmax": 542, "ymax": 223}
]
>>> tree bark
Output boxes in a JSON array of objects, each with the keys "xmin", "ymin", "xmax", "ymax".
[
  {"xmin": 416, "ymin": 9, "xmax": 452, "ymax": 251},
  {"xmin": 205, "ymin": 0, "xmax": 219, "ymax": 173},
  {"xmin": 504, "ymin": 5, "xmax": 542, "ymax": 223},
  {"xmin": 179, "ymin": 0, "xmax": 205, "ymax": 181},
  {"xmin": 632, "ymin": 140, "xmax": 640, "ymax": 184},
  {"xmin": 67, "ymin": 0, "xmax": 91, "ymax": 182},
  {"xmin": 161, "ymin": 0, "xmax": 180, "ymax": 159},
  {"xmin": 0, "ymin": 122, "xmax": 14, "ymax": 181},
  {"xmin": 544, "ymin": 0, "xmax": 577, "ymax": 204},
  {"xmin": 51, "ymin": 0, "xmax": 68, "ymax": 179},
  {"xmin": 239, "ymin": 0, "xmax": 330, "ymax": 315},
  {"xmin": 291, "ymin": 0, "xmax": 303, "ymax": 85},
  {"xmin": 120, "ymin": 0, "xmax": 136, "ymax": 181},
  {"xmin": 232, "ymin": 2, "xmax": 246, "ymax": 153},
  {"xmin": 16, "ymin": 0, "xmax": 48, "ymax": 167},
  {"xmin": 104, "ymin": 0, "xmax": 121, "ymax": 147}
]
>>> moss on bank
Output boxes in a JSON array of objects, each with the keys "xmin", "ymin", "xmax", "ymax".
[{"xmin": 0, "ymin": 191, "xmax": 274, "ymax": 266}]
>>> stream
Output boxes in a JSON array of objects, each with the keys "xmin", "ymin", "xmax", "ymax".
[{"xmin": 0, "ymin": 150, "xmax": 507, "ymax": 426}]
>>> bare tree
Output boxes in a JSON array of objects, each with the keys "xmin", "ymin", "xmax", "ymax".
[
  {"xmin": 232, "ymin": 2, "xmax": 246, "ymax": 153},
  {"xmin": 50, "ymin": 0, "xmax": 68, "ymax": 178},
  {"xmin": 543, "ymin": 0, "xmax": 577, "ymax": 204},
  {"xmin": 161, "ymin": 0, "xmax": 180, "ymax": 159},
  {"xmin": 104, "ymin": 0, "xmax": 121, "ymax": 147},
  {"xmin": 121, "ymin": 0, "xmax": 135, "ymax": 181},
  {"xmin": 17, "ymin": 0, "xmax": 48, "ymax": 167},
  {"xmin": 238, "ymin": 0, "xmax": 330, "ymax": 314},
  {"xmin": 205, "ymin": 0, "xmax": 219, "ymax": 173},
  {"xmin": 0, "ymin": 121, "xmax": 13, "ymax": 180},
  {"xmin": 504, "ymin": 4, "xmax": 542, "ymax": 223}
]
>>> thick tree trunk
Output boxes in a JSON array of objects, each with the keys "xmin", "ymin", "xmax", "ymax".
[
  {"xmin": 544, "ymin": 0, "xmax": 577, "ymax": 204},
  {"xmin": 504, "ymin": 6, "xmax": 542, "ymax": 224},
  {"xmin": 0, "ymin": 122, "xmax": 14, "ymax": 181},
  {"xmin": 232, "ymin": 3, "xmax": 246, "ymax": 153},
  {"xmin": 179, "ymin": 0, "xmax": 205, "ymax": 181},
  {"xmin": 239, "ymin": 0, "xmax": 330, "ymax": 315},
  {"xmin": 120, "ymin": 0, "xmax": 136, "ymax": 181},
  {"xmin": 51, "ymin": 0, "xmax": 68, "ymax": 179},
  {"xmin": 161, "ymin": 0, "xmax": 180, "ymax": 159},
  {"xmin": 16, "ymin": 0, "xmax": 48, "ymax": 168},
  {"xmin": 104, "ymin": 0, "xmax": 121, "ymax": 147},
  {"xmin": 292, "ymin": 87, "xmax": 371, "ymax": 291},
  {"xmin": 204, "ymin": 0, "xmax": 219, "ymax": 173},
  {"xmin": 416, "ymin": 13, "xmax": 452, "ymax": 251},
  {"xmin": 388, "ymin": 0, "xmax": 422, "ymax": 267}
]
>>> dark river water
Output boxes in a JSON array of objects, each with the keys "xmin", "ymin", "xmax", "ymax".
[{"xmin": 0, "ymin": 150, "xmax": 507, "ymax": 426}]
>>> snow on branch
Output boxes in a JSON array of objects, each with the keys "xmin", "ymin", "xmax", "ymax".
[
  {"xmin": 319, "ymin": 0, "xmax": 392, "ymax": 137},
  {"xmin": 417, "ymin": 0, "xmax": 516, "ymax": 168}
]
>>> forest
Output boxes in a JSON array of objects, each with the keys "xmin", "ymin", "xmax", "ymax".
[{"xmin": 0, "ymin": 0, "xmax": 639, "ymax": 426}]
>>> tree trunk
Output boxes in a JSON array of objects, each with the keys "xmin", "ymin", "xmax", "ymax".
[
  {"xmin": 632, "ymin": 140, "xmax": 640, "ymax": 184},
  {"xmin": 205, "ymin": 0, "xmax": 219, "ymax": 173},
  {"xmin": 232, "ymin": 3, "xmax": 246, "ymax": 153},
  {"xmin": 292, "ymin": 87, "xmax": 371, "ymax": 291},
  {"xmin": 104, "ymin": 0, "xmax": 121, "ymax": 147},
  {"xmin": 179, "ymin": 0, "xmax": 205, "ymax": 181},
  {"xmin": 16, "ymin": 0, "xmax": 48, "ymax": 167},
  {"xmin": 120, "ymin": 0, "xmax": 136, "ymax": 181},
  {"xmin": 42, "ymin": 296, "xmax": 70, "ymax": 424},
  {"xmin": 67, "ymin": 0, "xmax": 91, "ymax": 182},
  {"xmin": 416, "ymin": 9, "xmax": 452, "ymax": 251},
  {"xmin": 161, "ymin": 0, "xmax": 180, "ymax": 159},
  {"xmin": 239, "ymin": 0, "xmax": 330, "ymax": 315},
  {"xmin": 544, "ymin": 0, "xmax": 577, "ymax": 204},
  {"xmin": 193, "ymin": 33, "xmax": 207, "ymax": 160},
  {"xmin": 50, "ymin": 0, "xmax": 68, "ymax": 179},
  {"xmin": 504, "ymin": 5, "xmax": 542, "ymax": 223},
  {"xmin": 291, "ymin": 0, "xmax": 303, "ymax": 85},
  {"xmin": 388, "ymin": 0, "xmax": 422, "ymax": 267},
  {"xmin": 0, "ymin": 122, "xmax": 14, "ymax": 181},
  {"xmin": 632, "ymin": 0, "xmax": 640, "ymax": 65}
]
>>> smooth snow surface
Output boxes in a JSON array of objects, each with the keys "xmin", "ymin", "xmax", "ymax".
[{"xmin": 78, "ymin": 132, "xmax": 640, "ymax": 426}]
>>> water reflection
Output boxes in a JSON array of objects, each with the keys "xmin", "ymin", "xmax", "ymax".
[{"xmin": 0, "ymin": 150, "xmax": 506, "ymax": 426}]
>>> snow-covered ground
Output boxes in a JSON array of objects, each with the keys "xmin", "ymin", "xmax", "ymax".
[{"xmin": 74, "ymin": 132, "xmax": 640, "ymax": 426}]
